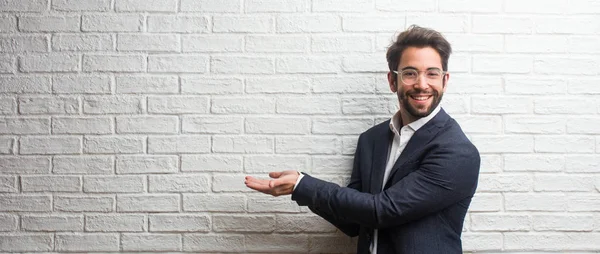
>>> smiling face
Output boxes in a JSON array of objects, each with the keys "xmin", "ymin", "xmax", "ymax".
[{"xmin": 388, "ymin": 46, "xmax": 448, "ymax": 125}]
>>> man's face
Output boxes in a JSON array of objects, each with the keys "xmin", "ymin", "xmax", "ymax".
[{"xmin": 387, "ymin": 46, "xmax": 448, "ymax": 122}]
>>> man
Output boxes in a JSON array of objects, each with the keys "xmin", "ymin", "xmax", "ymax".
[{"xmin": 245, "ymin": 25, "xmax": 480, "ymax": 254}]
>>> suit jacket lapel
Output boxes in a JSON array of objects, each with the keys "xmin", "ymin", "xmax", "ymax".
[
  {"xmin": 385, "ymin": 109, "xmax": 449, "ymax": 186},
  {"xmin": 369, "ymin": 120, "xmax": 393, "ymax": 194}
]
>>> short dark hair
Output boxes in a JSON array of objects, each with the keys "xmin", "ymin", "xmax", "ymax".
[{"xmin": 386, "ymin": 25, "xmax": 452, "ymax": 76}]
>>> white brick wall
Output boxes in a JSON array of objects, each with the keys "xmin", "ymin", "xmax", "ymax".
[{"xmin": 0, "ymin": 0, "xmax": 598, "ymax": 253}]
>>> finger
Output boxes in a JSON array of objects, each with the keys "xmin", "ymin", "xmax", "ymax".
[
  {"xmin": 245, "ymin": 180, "xmax": 273, "ymax": 195},
  {"xmin": 269, "ymin": 171, "xmax": 282, "ymax": 178},
  {"xmin": 245, "ymin": 177, "xmax": 271, "ymax": 187}
]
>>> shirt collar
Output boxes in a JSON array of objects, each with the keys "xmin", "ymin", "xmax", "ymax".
[{"xmin": 389, "ymin": 105, "xmax": 441, "ymax": 133}]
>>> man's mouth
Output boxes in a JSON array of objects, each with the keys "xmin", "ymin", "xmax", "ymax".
[{"xmin": 409, "ymin": 94, "xmax": 432, "ymax": 101}]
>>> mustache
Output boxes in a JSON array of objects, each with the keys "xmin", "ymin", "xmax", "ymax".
[{"xmin": 406, "ymin": 89, "xmax": 437, "ymax": 96}]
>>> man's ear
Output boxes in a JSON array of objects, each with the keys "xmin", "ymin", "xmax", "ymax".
[{"xmin": 387, "ymin": 71, "xmax": 397, "ymax": 93}]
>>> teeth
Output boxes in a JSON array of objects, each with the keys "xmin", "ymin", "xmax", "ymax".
[{"xmin": 411, "ymin": 95, "xmax": 430, "ymax": 101}]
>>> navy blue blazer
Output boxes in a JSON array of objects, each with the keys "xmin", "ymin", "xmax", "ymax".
[{"xmin": 292, "ymin": 109, "xmax": 480, "ymax": 254}]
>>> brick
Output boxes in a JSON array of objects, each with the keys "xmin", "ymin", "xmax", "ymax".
[
  {"xmin": 116, "ymin": 75, "xmax": 178, "ymax": 94},
  {"xmin": 505, "ymin": 194, "xmax": 567, "ymax": 211},
  {"xmin": 116, "ymin": 116, "xmax": 178, "ymax": 134},
  {"xmin": 406, "ymin": 14, "xmax": 468, "ymax": 32},
  {"xmin": 0, "ymin": 234, "xmax": 52, "ymax": 252},
  {"xmin": 533, "ymin": 215, "xmax": 594, "ymax": 231},
  {"xmin": 439, "ymin": 0, "xmax": 501, "ymax": 12},
  {"xmin": 19, "ymin": 54, "xmax": 78, "ymax": 73},
  {"xmin": 473, "ymin": 15, "xmax": 533, "ymax": 34},
  {"xmin": 18, "ymin": 15, "xmax": 79, "ymax": 32},
  {"xmin": 53, "ymin": 156, "xmax": 113, "ymax": 175},
  {"xmin": 0, "ymin": 55, "xmax": 15, "ymax": 74},
  {"xmin": 312, "ymin": 117, "xmax": 373, "ymax": 134},
  {"xmin": 504, "ymin": 154, "xmax": 564, "ymax": 172},
  {"xmin": 276, "ymin": 136, "xmax": 338, "ymax": 154},
  {"xmin": 469, "ymin": 193, "xmax": 502, "ymax": 212},
  {"xmin": 183, "ymin": 234, "xmax": 244, "ymax": 252},
  {"xmin": 213, "ymin": 136, "xmax": 273, "ymax": 154},
  {"xmin": 21, "ymin": 175, "xmax": 81, "ymax": 192},
  {"xmin": 535, "ymin": 136, "xmax": 595, "ymax": 153},
  {"xmin": 212, "ymin": 97, "xmax": 275, "ymax": 114},
  {"xmin": 506, "ymin": 0, "xmax": 568, "ymax": 13},
  {"xmin": 247, "ymin": 35, "xmax": 308, "ymax": 52},
  {"xmin": 342, "ymin": 136, "xmax": 358, "ymax": 155},
  {"xmin": 312, "ymin": 76, "xmax": 375, "ymax": 94},
  {"xmin": 181, "ymin": 77, "xmax": 243, "ymax": 94},
  {"xmin": 535, "ymin": 56, "xmax": 599, "ymax": 75},
  {"xmin": 566, "ymin": 155, "xmax": 599, "ymax": 173},
  {"xmin": 0, "ymin": 0, "xmax": 47, "ymax": 11},
  {"xmin": 213, "ymin": 174, "xmax": 254, "ymax": 192},
  {"xmin": 568, "ymin": 0, "xmax": 600, "ymax": 13},
  {"xmin": 246, "ymin": 77, "xmax": 309, "ymax": 94},
  {"xmin": 0, "ymin": 137, "xmax": 13, "ymax": 154},
  {"xmin": 182, "ymin": 116, "xmax": 242, "ymax": 134},
  {"xmin": 149, "ymin": 214, "xmax": 209, "ymax": 232},
  {"xmin": 213, "ymin": 215, "xmax": 275, "ymax": 232},
  {"xmin": 313, "ymin": 0, "xmax": 373, "ymax": 12},
  {"xmin": 504, "ymin": 232, "xmax": 600, "ymax": 251},
  {"xmin": 535, "ymin": 98, "xmax": 597, "ymax": 114},
  {"xmin": 535, "ymin": 174, "xmax": 595, "ymax": 192},
  {"xmin": 276, "ymin": 97, "xmax": 339, "ymax": 114},
  {"xmin": 116, "ymin": 155, "xmax": 178, "ymax": 174},
  {"xmin": 181, "ymin": 155, "xmax": 242, "ymax": 172},
  {"xmin": 277, "ymin": 15, "xmax": 340, "ymax": 33},
  {"xmin": 53, "ymin": 75, "xmax": 111, "ymax": 94},
  {"xmin": 470, "ymin": 135, "xmax": 534, "ymax": 153},
  {"xmin": 462, "ymin": 233, "xmax": 503, "ymax": 252},
  {"xmin": 149, "ymin": 174, "xmax": 210, "ymax": 193},
  {"xmin": 52, "ymin": 117, "xmax": 112, "ymax": 134},
  {"xmin": 180, "ymin": 0, "xmax": 241, "ymax": 12},
  {"xmin": 82, "ymin": 14, "xmax": 143, "ymax": 32},
  {"xmin": 213, "ymin": 16, "xmax": 272, "ymax": 33},
  {"xmin": 148, "ymin": 15, "xmax": 208, "ymax": 33},
  {"xmin": 245, "ymin": 155, "xmax": 309, "ymax": 173},
  {"xmin": 277, "ymin": 56, "xmax": 339, "ymax": 74},
  {"xmin": 446, "ymin": 34, "xmax": 503, "ymax": 52},
  {"xmin": 52, "ymin": 34, "xmax": 113, "ymax": 51},
  {"xmin": 0, "ymin": 195, "xmax": 51, "ymax": 212},
  {"xmin": 342, "ymin": 54, "xmax": 387, "ymax": 73},
  {"xmin": 471, "ymin": 214, "xmax": 530, "ymax": 232},
  {"xmin": 454, "ymin": 116, "xmax": 502, "ymax": 134},
  {"xmin": 245, "ymin": 117, "xmax": 309, "ymax": 134},
  {"xmin": 505, "ymin": 116, "xmax": 565, "ymax": 134},
  {"xmin": 22, "ymin": 215, "xmax": 83, "ymax": 231},
  {"xmin": 567, "ymin": 118, "xmax": 600, "ymax": 134},
  {"xmin": 0, "ymin": 176, "xmax": 17, "ymax": 192},
  {"xmin": 343, "ymin": 96, "xmax": 395, "ymax": 115},
  {"xmin": 117, "ymin": 34, "xmax": 179, "ymax": 52},
  {"xmin": 477, "ymin": 174, "xmax": 532, "ymax": 192},
  {"xmin": 0, "ymin": 97, "xmax": 15, "ymax": 115},
  {"xmin": 55, "ymin": 233, "xmax": 119, "ymax": 252},
  {"xmin": 85, "ymin": 215, "xmax": 145, "ymax": 232},
  {"xmin": 313, "ymin": 154, "xmax": 354, "ymax": 174},
  {"xmin": 245, "ymin": 234, "xmax": 308, "ymax": 253},
  {"xmin": 473, "ymin": 55, "xmax": 532, "ymax": 74},
  {"xmin": 505, "ymin": 76, "xmax": 566, "ymax": 95},
  {"xmin": 118, "ymin": 194, "xmax": 179, "ymax": 212},
  {"xmin": 342, "ymin": 15, "xmax": 405, "ymax": 32},
  {"xmin": 471, "ymin": 96, "xmax": 532, "ymax": 114},
  {"xmin": 441, "ymin": 94, "xmax": 470, "ymax": 114},
  {"xmin": 84, "ymin": 175, "xmax": 144, "ymax": 193},
  {"xmin": 248, "ymin": 196, "xmax": 301, "ymax": 213},
  {"xmin": 211, "ymin": 56, "xmax": 273, "ymax": 74},
  {"xmin": 245, "ymin": 0, "xmax": 307, "ymax": 12},
  {"xmin": 0, "ymin": 214, "xmax": 17, "ymax": 231},
  {"xmin": 0, "ymin": 35, "xmax": 47, "ymax": 53},
  {"xmin": 0, "ymin": 156, "xmax": 49, "ymax": 174},
  {"xmin": 276, "ymin": 215, "xmax": 335, "ymax": 233},
  {"xmin": 183, "ymin": 194, "xmax": 245, "ymax": 212},
  {"xmin": 148, "ymin": 135, "xmax": 210, "ymax": 154},
  {"xmin": 83, "ymin": 54, "xmax": 145, "ymax": 72},
  {"xmin": 312, "ymin": 35, "xmax": 372, "ymax": 53},
  {"xmin": 506, "ymin": 35, "xmax": 568, "ymax": 53},
  {"xmin": 20, "ymin": 136, "xmax": 81, "ymax": 155},
  {"xmin": 52, "ymin": 0, "xmax": 111, "ymax": 11},
  {"xmin": 448, "ymin": 54, "xmax": 470, "ymax": 73},
  {"xmin": 182, "ymin": 35, "xmax": 242, "ymax": 52},
  {"xmin": 18, "ymin": 97, "xmax": 78, "ymax": 115},
  {"xmin": 122, "ymin": 233, "xmax": 181, "ymax": 252},
  {"xmin": 148, "ymin": 55, "xmax": 208, "ymax": 73},
  {"xmin": 568, "ymin": 194, "xmax": 600, "ymax": 212},
  {"xmin": 0, "ymin": 15, "xmax": 16, "ymax": 32},
  {"xmin": 54, "ymin": 195, "xmax": 113, "ymax": 212},
  {"xmin": 148, "ymin": 96, "xmax": 209, "ymax": 114},
  {"xmin": 84, "ymin": 136, "xmax": 145, "ymax": 154},
  {"xmin": 116, "ymin": 0, "xmax": 177, "ymax": 12}
]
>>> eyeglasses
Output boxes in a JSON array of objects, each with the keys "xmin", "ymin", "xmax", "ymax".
[{"xmin": 393, "ymin": 69, "xmax": 447, "ymax": 85}]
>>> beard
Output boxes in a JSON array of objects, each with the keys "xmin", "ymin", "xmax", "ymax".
[{"xmin": 397, "ymin": 88, "xmax": 443, "ymax": 119}]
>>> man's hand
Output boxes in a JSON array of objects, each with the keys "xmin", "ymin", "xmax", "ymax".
[{"xmin": 245, "ymin": 170, "xmax": 300, "ymax": 197}]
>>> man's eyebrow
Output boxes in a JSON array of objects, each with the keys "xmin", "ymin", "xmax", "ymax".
[{"xmin": 400, "ymin": 66, "xmax": 442, "ymax": 71}]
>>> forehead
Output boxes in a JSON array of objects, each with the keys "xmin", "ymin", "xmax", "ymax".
[{"xmin": 398, "ymin": 46, "xmax": 443, "ymax": 69}]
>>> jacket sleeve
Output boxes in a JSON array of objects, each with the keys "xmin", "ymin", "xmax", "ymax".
[
  {"xmin": 302, "ymin": 134, "xmax": 366, "ymax": 237},
  {"xmin": 292, "ymin": 141, "xmax": 480, "ymax": 229}
]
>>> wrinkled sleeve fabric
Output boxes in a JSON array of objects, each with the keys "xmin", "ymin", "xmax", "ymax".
[{"xmin": 292, "ymin": 141, "xmax": 480, "ymax": 229}]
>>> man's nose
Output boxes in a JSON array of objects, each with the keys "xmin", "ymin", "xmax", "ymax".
[{"xmin": 414, "ymin": 73, "xmax": 429, "ymax": 89}]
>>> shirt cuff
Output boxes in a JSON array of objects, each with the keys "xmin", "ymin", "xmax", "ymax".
[{"xmin": 293, "ymin": 172, "xmax": 305, "ymax": 191}]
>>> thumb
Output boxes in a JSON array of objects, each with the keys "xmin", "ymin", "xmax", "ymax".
[{"xmin": 269, "ymin": 171, "xmax": 282, "ymax": 178}]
